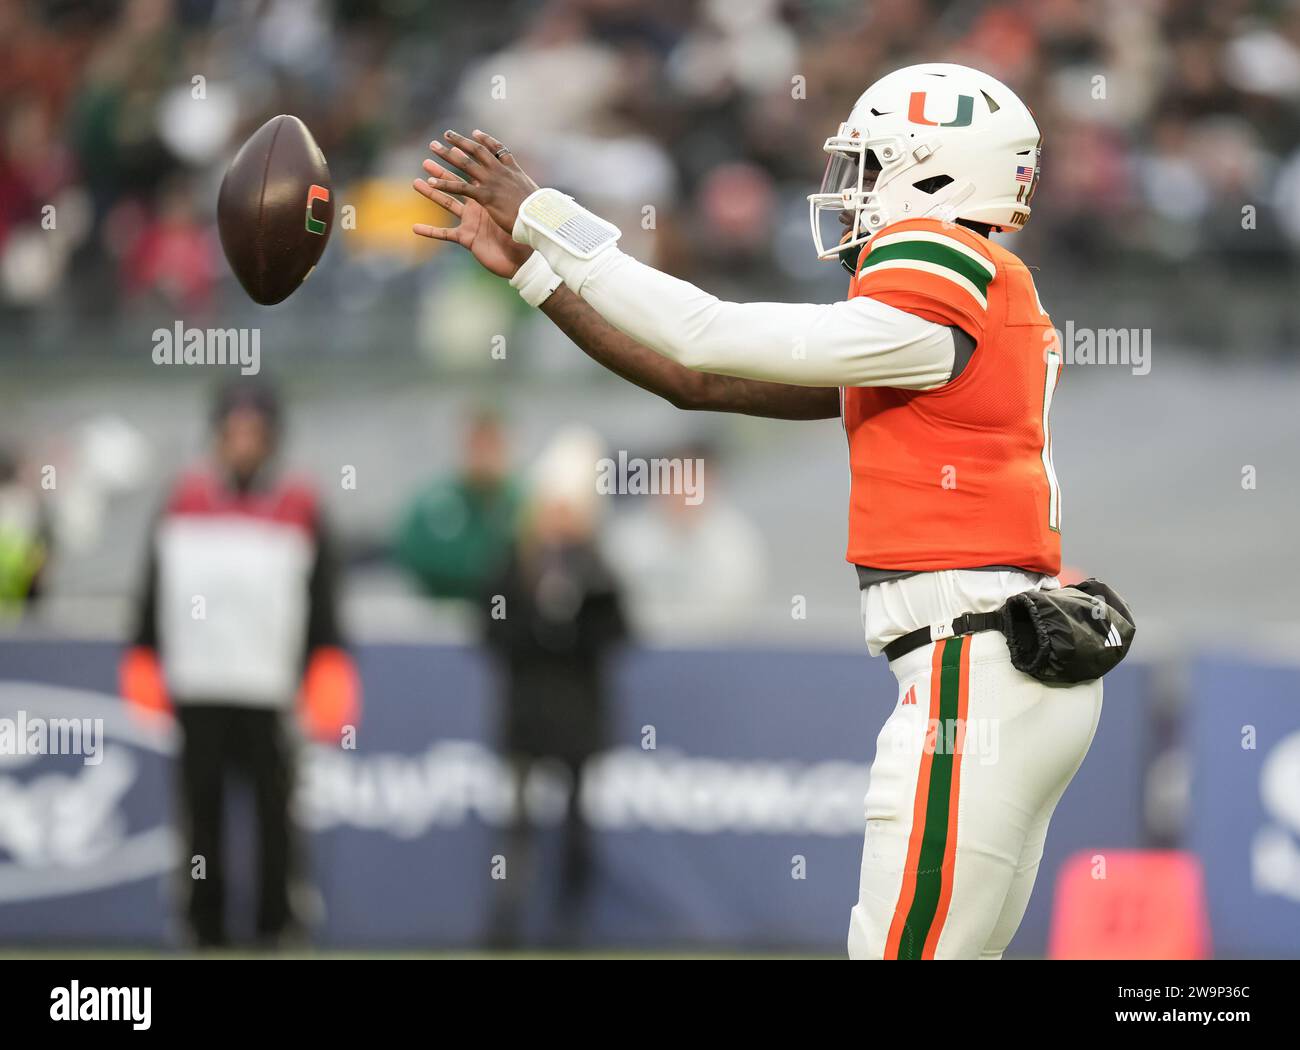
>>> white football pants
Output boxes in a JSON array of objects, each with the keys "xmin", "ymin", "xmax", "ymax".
[{"xmin": 849, "ymin": 570, "xmax": 1104, "ymax": 960}]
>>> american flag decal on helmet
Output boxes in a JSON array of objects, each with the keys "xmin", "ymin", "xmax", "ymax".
[{"xmin": 1015, "ymin": 166, "xmax": 1034, "ymax": 183}]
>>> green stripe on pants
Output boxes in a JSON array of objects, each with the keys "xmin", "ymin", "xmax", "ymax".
[{"xmin": 897, "ymin": 635, "xmax": 964, "ymax": 959}]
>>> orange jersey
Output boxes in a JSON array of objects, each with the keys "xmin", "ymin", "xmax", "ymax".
[{"xmin": 842, "ymin": 217, "xmax": 1062, "ymax": 574}]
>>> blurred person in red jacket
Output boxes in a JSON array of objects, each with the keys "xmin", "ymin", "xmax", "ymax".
[
  {"xmin": 120, "ymin": 179, "xmax": 217, "ymax": 312},
  {"xmin": 120, "ymin": 377, "xmax": 358, "ymax": 948}
]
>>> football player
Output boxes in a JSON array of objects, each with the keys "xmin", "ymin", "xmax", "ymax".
[{"xmin": 413, "ymin": 63, "xmax": 1102, "ymax": 960}]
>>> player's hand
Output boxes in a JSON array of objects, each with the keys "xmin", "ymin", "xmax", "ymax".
[
  {"xmin": 416, "ymin": 129, "xmax": 538, "ymax": 241},
  {"xmin": 413, "ymin": 160, "xmax": 533, "ymax": 278}
]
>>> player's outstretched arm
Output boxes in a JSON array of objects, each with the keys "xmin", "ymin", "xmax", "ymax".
[
  {"xmin": 415, "ymin": 129, "xmax": 959, "ymax": 392},
  {"xmin": 412, "ymin": 156, "xmax": 837, "ymax": 420},
  {"xmin": 540, "ymin": 286, "xmax": 839, "ymax": 419}
]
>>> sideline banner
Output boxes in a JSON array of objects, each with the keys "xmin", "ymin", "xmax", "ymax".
[
  {"xmin": 1188, "ymin": 656, "xmax": 1300, "ymax": 958},
  {"xmin": 0, "ymin": 640, "xmax": 1147, "ymax": 953}
]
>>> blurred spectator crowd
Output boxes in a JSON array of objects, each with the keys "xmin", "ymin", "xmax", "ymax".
[{"xmin": 4, "ymin": 0, "xmax": 1300, "ymax": 355}]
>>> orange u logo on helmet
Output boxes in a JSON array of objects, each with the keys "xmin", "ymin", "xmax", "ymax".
[{"xmin": 907, "ymin": 92, "xmax": 974, "ymax": 128}]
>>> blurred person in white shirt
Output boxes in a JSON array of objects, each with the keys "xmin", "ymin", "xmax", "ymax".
[{"xmin": 604, "ymin": 440, "xmax": 766, "ymax": 641}]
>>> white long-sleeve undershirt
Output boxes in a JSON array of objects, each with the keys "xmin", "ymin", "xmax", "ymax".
[{"xmin": 513, "ymin": 191, "xmax": 957, "ymax": 390}]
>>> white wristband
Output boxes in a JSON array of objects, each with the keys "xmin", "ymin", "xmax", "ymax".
[{"xmin": 509, "ymin": 250, "xmax": 563, "ymax": 308}]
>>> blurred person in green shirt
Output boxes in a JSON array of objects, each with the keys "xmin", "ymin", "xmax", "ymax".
[{"xmin": 392, "ymin": 409, "xmax": 523, "ymax": 601}]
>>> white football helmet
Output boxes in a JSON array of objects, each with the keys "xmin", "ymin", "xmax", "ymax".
[{"xmin": 808, "ymin": 63, "xmax": 1042, "ymax": 264}]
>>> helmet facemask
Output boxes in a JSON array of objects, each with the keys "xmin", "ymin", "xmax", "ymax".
[{"xmin": 808, "ymin": 130, "xmax": 913, "ymax": 268}]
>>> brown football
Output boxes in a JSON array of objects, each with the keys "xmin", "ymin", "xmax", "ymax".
[{"xmin": 217, "ymin": 114, "xmax": 333, "ymax": 305}]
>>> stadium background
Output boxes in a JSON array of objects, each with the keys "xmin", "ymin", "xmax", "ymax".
[{"xmin": 0, "ymin": 0, "xmax": 1297, "ymax": 956}]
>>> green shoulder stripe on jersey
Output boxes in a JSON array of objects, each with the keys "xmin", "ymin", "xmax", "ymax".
[{"xmin": 860, "ymin": 240, "xmax": 993, "ymax": 298}]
